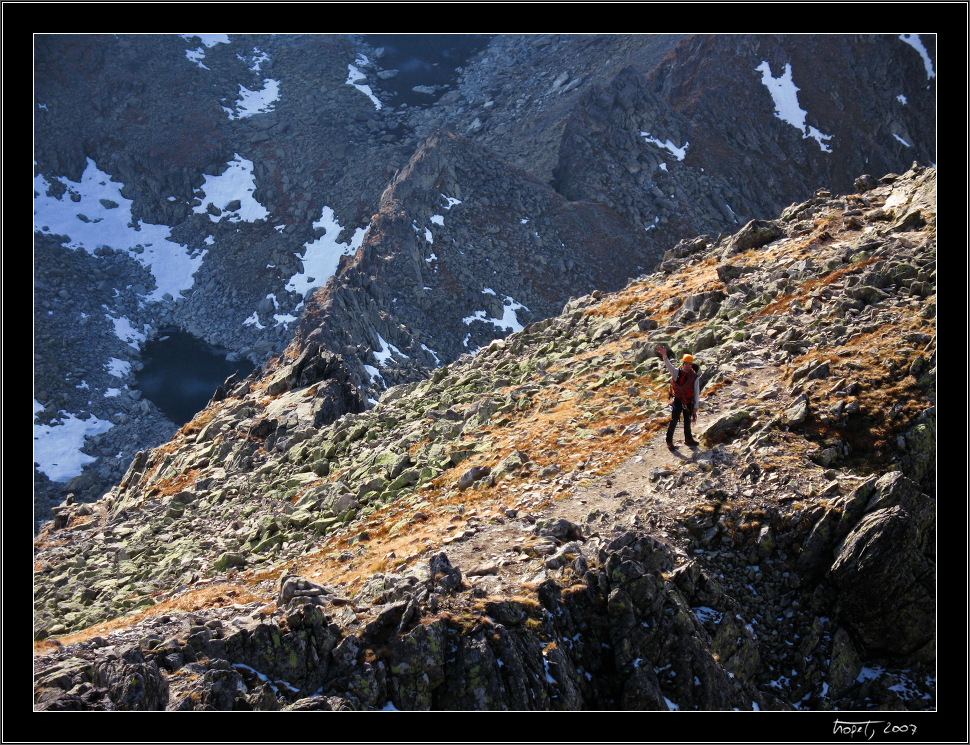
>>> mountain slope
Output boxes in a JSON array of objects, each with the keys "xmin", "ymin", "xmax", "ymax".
[
  {"xmin": 33, "ymin": 33, "xmax": 937, "ymax": 525},
  {"xmin": 33, "ymin": 165, "xmax": 937, "ymax": 713}
]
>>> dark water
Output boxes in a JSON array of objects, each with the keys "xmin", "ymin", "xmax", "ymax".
[
  {"xmin": 135, "ymin": 328, "xmax": 254, "ymax": 427},
  {"xmin": 362, "ymin": 34, "xmax": 492, "ymax": 107}
]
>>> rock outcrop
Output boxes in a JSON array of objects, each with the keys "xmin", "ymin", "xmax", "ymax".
[
  {"xmin": 291, "ymin": 129, "xmax": 660, "ymax": 403},
  {"xmin": 34, "ymin": 166, "xmax": 937, "ymax": 713}
]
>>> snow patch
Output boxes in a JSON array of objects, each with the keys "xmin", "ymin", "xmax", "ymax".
[
  {"xmin": 421, "ymin": 343, "xmax": 441, "ymax": 365},
  {"xmin": 898, "ymin": 34, "xmax": 935, "ymax": 79},
  {"xmin": 106, "ymin": 357, "xmax": 131, "ymax": 378},
  {"xmin": 107, "ymin": 314, "xmax": 148, "ymax": 350},
  {"xmin": 33, "ymin": 406, "xmax": 114, "ymax": 482},
  {"xmin": 284, "ymin": 206, "xmax": 366, "ymax": 309},
  {"xmin": 180, "ymin": 34, "xmax": 229, "ymax": 69},
  {"xmin": 347, "ymin": 54, "xmax": 382, "ymax": 110},
  {"xmin": 193, "ymin": 154, "xmax": 269, "ymax": 223},
  {"xmin": 755, "ymin": 61, "xmax": 833, "ymax": 152},
  {"xmin": 34, "ymin": 159, "xmax": 205, "ymax": 302},
  {"xmin": 364, "ymin": 364, "xmax": 384, "ymax": 386},
  {"xmin": 181, "ymin": 33, "xmax": 229, "ymax": 48},
  {"xmin": 640, "ymin": 131, "xmax": 688, "ymax": 160},
  {"xmin": 224, "ymin": 79, "xmax": 280, "ymax": 119},
  {"xmin": 541, "ymin": 653, "xmax": 557, "ymax": 685},
  {"xmin": 374, "ymin": 334, "xmax": 408, "ymax": 367},
  {"xmin": 230, "ymin": 663, "xmax": 299, "ymax": 696},
  {"xmin": 273, "ymin": 311, "xmax": 299, "ymax": 326},
  {"xmin": 462, "ymin": 291, "xmax": 529, "ymax": 341},
  {"xmin": 693, "ymin": 606, "xmax": 723, "ymax": 625},
  {"xmin": 242, "ymin": 311, "xmax": 264, "ymax": 330},
  {"xmin": 238, "ymin": 47, "xmax": 270, "ymax": 73}
]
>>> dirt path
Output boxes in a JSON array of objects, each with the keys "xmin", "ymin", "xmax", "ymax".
[{"xmin": 432, "ymin": 361, "xmax": 794, "ymax": 596}]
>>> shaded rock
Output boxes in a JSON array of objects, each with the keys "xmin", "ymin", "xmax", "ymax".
[
  {"xmin": 457, "ymin": 465, "xmax": 491, "ymax": 490},
  {"xmin": 92, "ymin": 646, "xmax": 169, "ymax": 711},
  {"xmin": 826, "ymin": 626, "xmax": 862, "ymax": 698},
  {"xmin": 722, "ymin": 219, "xmax": 783, "ymax": 256},
  {"xmin": 828, "ymin": 473, "xmax": 935, "ymax": 663},
  {"xmin": 428, "ymin": 552, "xmax": 463, "ymax": 594},
  {"xmin": 701, "ymin": 409, "xmax": 753, "ymax": 445}
]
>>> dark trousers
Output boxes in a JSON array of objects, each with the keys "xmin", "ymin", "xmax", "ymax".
[{"xmin": 666, "ymin": 398, "xmax": 694, "ymax": 443}]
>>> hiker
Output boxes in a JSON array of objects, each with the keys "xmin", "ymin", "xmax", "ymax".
[{"xmin": 656, "ymin": 346, "xmax": 700, "ymax": 449}]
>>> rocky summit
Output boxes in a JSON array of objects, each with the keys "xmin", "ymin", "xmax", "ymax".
[{"xmin": 33, "ymin": 164, "xmax": 938, "ymax": 717}]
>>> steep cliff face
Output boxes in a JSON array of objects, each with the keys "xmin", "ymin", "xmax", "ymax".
[
  {"xmin": 33, "ymin": 166, "xmax": 937, "ymax": 714},
  {"xmin": 552, "ymin": 34, "xmax": 936, "ymax": 242},
  {"xmin": 33, "ymin": 33, "xmax": 937, "ymax": 523},
  {"xmin": 290, "ymin": 129, "xmax": 660, "ymax": 402}
]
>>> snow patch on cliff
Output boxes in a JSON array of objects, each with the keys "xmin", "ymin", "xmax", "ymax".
[
  {"xmin": 283, "ymin": 207, "xmax": 366, "ymax": 319},
  {"xmin": 462, "ymin": 290, "xmax": 529, "ymax": 348},
  {"xmin": 898, "ymin": 34, "xmax": 935, "ymax": 80},
  {"xmin": 640, "ymin": 132, "xmax": 688, "ymax": 161},
  {"xmin": 755, "ymin": 60, "xmax": 833, "ymax": 153}
]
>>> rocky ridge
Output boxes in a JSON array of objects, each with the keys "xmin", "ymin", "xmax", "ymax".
[
  {"xmin": 290, "ymin": 128, "xmax": 661, "ymax": 402},
  {"xmin": 33, "ymin": 33, "xmax": 937, "ymax": 522},
  {"xmin": 33, "ymin": 165, "xmax": 937, "ymax": 713}
]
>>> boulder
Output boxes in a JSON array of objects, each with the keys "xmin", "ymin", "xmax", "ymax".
[
  {"xmin": 722, "ymin": 219, "xmax": 784, "ymax": 257},
  {"xmin": 826, "ymin": 626, "xmax": 863, "ymax": 697},
  {"xmin": 278, "ymin": 575, "xmax": 331, "ymax": 609},
  {"xmin": 828, "ymin": 473, "xmax": 935, "ymax": 663},
  {"xmin": 457, "ymin": 465, "xmax": 491, "ymax": 490},
  {"xmin": 783, "ymin": 394, "xmax": 810, "ymax": 425},
  {"xmin": 92, "ymin": 646, "xmax": 169, "ymax": 711},
  {"xmin": 701, "ymin": 409, "xmax": 753, "ymax": 446},
  {"xmin": 428, "ymin": 552, "xmax": 463, "ymax": 594}
]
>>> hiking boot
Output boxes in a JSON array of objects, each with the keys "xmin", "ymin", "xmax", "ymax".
[{"xmin": 685, "ymin": 438, "xmax": 700, "ymax": 447}]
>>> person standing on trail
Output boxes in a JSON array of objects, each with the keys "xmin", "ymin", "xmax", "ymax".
[{"xmin": 656, "ymin": 346, "xmax": 700, "ymax": 449}]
